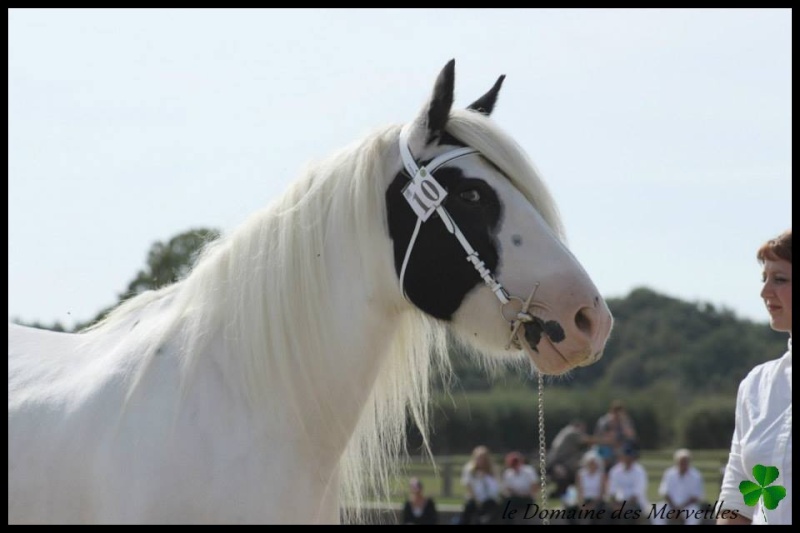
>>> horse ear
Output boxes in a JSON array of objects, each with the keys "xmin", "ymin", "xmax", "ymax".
[
  {"xmin": 404, "ymin": 59, "xmax": 456, "ymax": 152},
  {"xmin": 467, "ymin": 74, "xmax": 506, "ymax": 116},
  {"xmin": 425, "ymin": 59, "xmax": 456, "ymax": 143}
]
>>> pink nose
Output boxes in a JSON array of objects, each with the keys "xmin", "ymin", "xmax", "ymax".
[{"xmin": 569, "ymin": 296, "xmax": 612, "ymax": 360}]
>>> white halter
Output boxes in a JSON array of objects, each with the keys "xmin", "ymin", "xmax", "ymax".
[
  {"xmin": 398, "ymin": 124, "xmax": 510, "ymax": 305},
  {"xmin": 397, "ymin": 125, "xmax": 540, "ymax": 347}
]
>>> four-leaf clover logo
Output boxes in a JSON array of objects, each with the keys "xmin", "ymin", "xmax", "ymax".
[{"xmin": 739, "ymin": 464, "xmax": 786, "ymax": 519}]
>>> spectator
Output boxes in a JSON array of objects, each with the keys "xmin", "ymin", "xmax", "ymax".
[
  {"xmin": 500, "ymin": 451, "xmax": 540, "ymax": 523},
  {"xmin": 593, "ymin": 399, "xmax": 637, "ymax": 471},
  {"xmin": 571, "ymin": 450, "xmax": 607, "ymax": 525},
  {"xmin": 606, "ymin": 444, "xmax": 648, "ymax": 523},
  {"xmin": 459, "ymin": 445, "xmax": 501, "ymax": 525},
  {"xmin": 546, "ymin": 419, "xmax": 594, "ymax": 498},
  {"xmin": 401, "ymin": 477, "xmax": 438, "ymax": 525},
  {"xmin": 651, "ymin": 448, "xmax": 705, "ymax": 525}
]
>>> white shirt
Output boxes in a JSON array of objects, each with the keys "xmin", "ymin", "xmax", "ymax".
[
  {"xmin": 502, "ymin": 464, "xmax": 539, "ymax": 497},
  {"xmin": 719, "ymin": 341, "xmax": 792, "ymax": 525},
  {"xmin": 658, "ymin": 465, "xmax": 704, "ymax": 507},
  {"xmin": 578, "ymin": 468, "xmax": 604, "ymax": 500},
  {"xmin": 461, "ymin": 469, "xmax": 500, "ymax": 504},
  {"xmin": 607, "ymin": 461, "xmax": 649, "ymax": 509}
]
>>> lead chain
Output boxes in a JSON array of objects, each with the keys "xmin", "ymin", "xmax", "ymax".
[{"xmin": 538, "ymin": 371, "xmax": 549, "ymax": 525}]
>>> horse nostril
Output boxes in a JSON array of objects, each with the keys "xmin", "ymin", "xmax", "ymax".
[{"xmin": 575, "ymin": 307, "xmax": 594, "ymax": 337}]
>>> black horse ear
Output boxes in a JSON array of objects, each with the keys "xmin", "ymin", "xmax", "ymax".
[
  {"xmin": 425, "ymin": 59, "xmax": 456, "ymax": 143},
  {"xmin": 467, "ymin": 74, "xmax": 506, "ymax": 116}
]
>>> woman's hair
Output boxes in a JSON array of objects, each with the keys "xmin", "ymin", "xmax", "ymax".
[
  {"xmin": 757, "ymin": 228, "xmax": 792, "ymax": 264},
  {"xmin": 467, "ymin": 445, "xmax": 496, "ymax": 476},
  {"xmin": 505, "ymin": 451, "xmax": 524, "ymax": 469}
]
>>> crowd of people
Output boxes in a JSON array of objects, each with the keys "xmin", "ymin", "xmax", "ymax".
[
  {"xmin": 401, "ymin": 229, "xmax": 791, "ymax": 525},
  {"xmin": 404, "ymin": 401, "xmax": 710, "ymax": 525}
]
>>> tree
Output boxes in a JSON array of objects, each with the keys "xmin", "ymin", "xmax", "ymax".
[
  {"xmin": 122, "ymin": 227, "xmax": 221, "ymax": 299},
  {"xmin": 72, "ymin": 227, "xmax": 221, "ymax": 331}
]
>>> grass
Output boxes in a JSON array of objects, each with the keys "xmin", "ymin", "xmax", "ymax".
[{"xmin": 386, "ymin": 448, "xmax": 729, "ymax": 508}]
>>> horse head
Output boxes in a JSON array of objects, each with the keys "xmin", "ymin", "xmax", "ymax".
[{"xmin": 386, "ymin": 59, "xmax": 613, "ymax": 375}]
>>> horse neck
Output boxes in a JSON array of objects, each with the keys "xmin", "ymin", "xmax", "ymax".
[{"xmin": 197, "ymin": 193, "xmax": 406, "ymax": 459}]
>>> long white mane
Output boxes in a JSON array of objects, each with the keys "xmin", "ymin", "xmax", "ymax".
[{"xmin": 78, "ymin": 108, "xmax": 565, "ymax": 522}]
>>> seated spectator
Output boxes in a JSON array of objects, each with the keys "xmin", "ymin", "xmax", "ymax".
[
  {"xmin": 651, "ymin": 448, "xmax": 705, "ymax": 525},
  {"xmin": 500, "ymin": 451, "xmax": 540, "ymax": 524},
  {"xmin": 570, "ymin": 450, "xmax": 608, "ymax": 525},
  {"xmin": 546, "ymin": 419, "xmax": 594, "ymax": 498},
  {"xmin": 459, "ymin": 445, "xmax": 501, "ymax": 525},
  {"xmin": 401, "ymin": 477, "xmax": 438, "ymax": 525},
  {"xmin": 606, "ymin": 444, "xmax": 648, "ymax": 523}
]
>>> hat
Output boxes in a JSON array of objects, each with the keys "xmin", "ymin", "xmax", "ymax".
[
  {"xmin": 582, "ymin": 451, "xmax": 604, "ymax": 469},
  {"xmin": 409, "ymin": 477, "xmax": 423, "ymax": 491},
  {"xmin": 622, "ymin": 443, "xmax": 639, "ymax": 457},
  {"xmin": 674, "ymin": 448, "xmax": 691, "ymax": 461}
]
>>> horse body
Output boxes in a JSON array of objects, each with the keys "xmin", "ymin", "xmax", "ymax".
[
  {"xmin": 9, "ymin": 302, "xmax": 345, "ymax": 524},
  {"xmin": 9, "ymin": 60, "xmax": 613, "ymax": 524}
]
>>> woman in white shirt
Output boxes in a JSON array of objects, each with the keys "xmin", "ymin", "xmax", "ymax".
[
  {"xmin": 459, "ymin": 445, "xmax": 501, "ymax": 524},
  {"xmin": 500, "ymin": 451, "xmax": 540, "ymax": 523},
  {"xmin": 574, "ymin": 451, "xmax": 607, "ymax": 524},
  {"xmin": 718, "ymin": 229, "xmax": 792, "ymax": 525}
]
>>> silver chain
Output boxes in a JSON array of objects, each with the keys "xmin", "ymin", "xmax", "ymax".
[{"xmin": 537, "ymin": 371, "xmax": 549, "ymax": 525}]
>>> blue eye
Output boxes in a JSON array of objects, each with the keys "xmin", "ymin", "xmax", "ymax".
[{"xmin": 459, "ymin": 189, "xmax": 481, "ymax": 203}]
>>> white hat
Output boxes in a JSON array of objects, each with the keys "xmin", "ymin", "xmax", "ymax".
[
  {"xmin": 582, "ymin": 450, "xmax": 604, "ymax": 468},
  {"xmin": 674, "ymin": 448, "xmax": 691, "ymax": 461}
]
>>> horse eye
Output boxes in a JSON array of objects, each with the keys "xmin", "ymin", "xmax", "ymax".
[{"xmin": 459, "ymin": 189, "xmax": 481, "ymax": 203}]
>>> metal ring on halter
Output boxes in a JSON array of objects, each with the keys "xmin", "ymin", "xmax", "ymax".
[{"xmin": 501, "ymin": 299, "xmax": 534, "ymax": 324}]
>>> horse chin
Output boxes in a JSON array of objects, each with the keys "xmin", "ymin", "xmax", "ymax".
[{"xmin": 518, "ymin": 333, "xmax": 592, "ymax": 376}]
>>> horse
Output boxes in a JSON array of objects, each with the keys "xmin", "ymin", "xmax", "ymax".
[{"xmin": 8, "ymin": 59, "xmax": 613, "ymax": 524}]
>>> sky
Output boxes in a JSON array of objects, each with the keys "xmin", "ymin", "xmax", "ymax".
[{"xmin": 8, "ymin": 8, "xmax": 792, "ymax": 330}]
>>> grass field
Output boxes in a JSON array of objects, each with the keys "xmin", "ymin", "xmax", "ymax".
[{"xmin": 387, "ymin": 448, "xmax": 729, "ymax": 508}]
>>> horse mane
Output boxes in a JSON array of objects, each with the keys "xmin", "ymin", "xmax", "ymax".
[{"xmin": 79, "ymin": 108, "xmax": 565, "ymax": 523}]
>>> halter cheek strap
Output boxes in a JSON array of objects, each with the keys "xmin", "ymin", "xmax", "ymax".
[
  {"xmin": 397, "ymin": 124, "xmax": 512, "ymax": 306},
  {"xmin": 397, "ymin": 125, "xmax": 542, "ymax": 350}
]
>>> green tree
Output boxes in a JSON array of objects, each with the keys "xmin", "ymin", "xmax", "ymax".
[
  {"xmin": 73, "ymin": 227, "xmax": 221, "ymax": 331},
  {"xmin": 122, "ymin": 227, "xmax": 221, "ymax": 299}
]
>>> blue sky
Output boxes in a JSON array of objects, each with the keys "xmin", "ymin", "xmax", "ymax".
[{"xmin": 8, "ymin": 8, "xmax": 791, "ymax": 329}]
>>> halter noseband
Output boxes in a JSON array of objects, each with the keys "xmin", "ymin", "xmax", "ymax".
[{"xmin": 397, "ymin": 125, "xmax": 537, "ymax": 349}]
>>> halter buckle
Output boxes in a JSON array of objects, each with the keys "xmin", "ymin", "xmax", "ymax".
[{"xmin": 504, "ymin": 283, "xmax": 540, "ymax": 350}]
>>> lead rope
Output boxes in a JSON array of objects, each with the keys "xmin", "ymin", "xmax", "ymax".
[{"xmin": 537, "ymin": 372, "xmax": 549, "ymax": 525}]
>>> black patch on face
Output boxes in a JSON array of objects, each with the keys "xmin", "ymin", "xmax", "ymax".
[
  {"xmin": 386, "ymin": 163, "xmax": 503, "ymax": 320},
  {"xmin": 524, "ymin": 320, "xmax": 543, "ymax": 352},
  {"xmin": 523, "ymin": 317, "xmax": 566, "ymax": 352},
  {"xmin": 543, "ymin": 320, "xmax": 565, "ymax": 343}
]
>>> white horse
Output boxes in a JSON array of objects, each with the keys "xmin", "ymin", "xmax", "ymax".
[{"xmin": 8, "ymin": 60, "xmax": 613, "ymax": 524}]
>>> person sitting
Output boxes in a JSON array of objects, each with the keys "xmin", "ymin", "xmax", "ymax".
[
  {"xmin": 651, "ymin": 448, "xmax": 705, "ymax": 525},
  {"xmin": 401, "ymin": 477, "xmax": 438, "ymax": 525},
  {"xmin": 500, "ymin": 451, "xmax": 540, "ymax": 524},
  {"xmin": 571, "ymin": 450, "xmax": 607, "ymax": 525},
  {"xmin": 459, "ymin": 445, "xmax": 501, "ymax": 525},
  {"xmin": 605, "ymin": 444, "xmax": 648, "ymax": 524}
]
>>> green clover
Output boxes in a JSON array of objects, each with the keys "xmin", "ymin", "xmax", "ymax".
[{"xmin": 739, "ymin": 464, "xmax": 786, "ymax": 511}]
